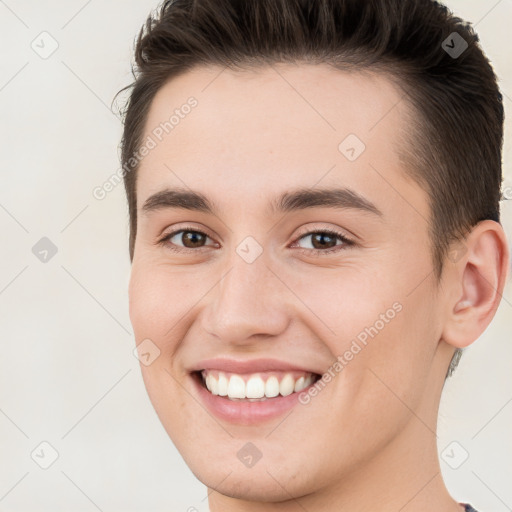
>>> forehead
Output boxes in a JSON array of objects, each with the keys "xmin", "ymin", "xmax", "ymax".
[{"xmin": 136, "ymin": 63, "xmax": 427, "ymax": 221}]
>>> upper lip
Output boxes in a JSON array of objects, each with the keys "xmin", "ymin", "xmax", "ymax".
[{"xmin": 190, "ymin": 357, "xmax": 320, "ymax": 374}]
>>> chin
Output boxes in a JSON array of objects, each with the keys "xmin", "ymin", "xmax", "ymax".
[
  {"xmin": 195, "ymin": 467, "xmax": 309, "ymax": 503},
  {"xmin": 182, "ymin": 448, "xmax": 320, "ymax": 504}
]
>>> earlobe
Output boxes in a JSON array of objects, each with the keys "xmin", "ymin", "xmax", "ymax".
[{"xmin": 441, "ymin": 220, "xmax": 509, "ymax": 349}]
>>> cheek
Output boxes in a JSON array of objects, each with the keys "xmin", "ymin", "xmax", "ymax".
[
  {"xmin": 128, "ymin": 262, "xmax": 197, "ymax": 345},
  {"xmin": 291, "ymin": 261, "xmax": 439, "ymax": 407},
  {"xmin": 128, "ymin": 263, "xmax": 195, "ymax": 439},
  {"xmin": 286, "ymin": 264, "xmax": 403, "ymax": 351}
]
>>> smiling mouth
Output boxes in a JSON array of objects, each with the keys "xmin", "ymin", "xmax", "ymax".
[{"xmin": 194, "ymin": 369, "xmax": 322, "ymax": 401}]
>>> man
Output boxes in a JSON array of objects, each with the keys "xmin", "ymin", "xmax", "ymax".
[{"xmin": 119, "ymin": 0, "xmax": 509, "ymax": 510}]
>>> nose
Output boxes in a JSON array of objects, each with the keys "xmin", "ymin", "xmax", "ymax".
[{"xmin": 200, "ymin": 255, "xmax": 291, "ymax": 346}]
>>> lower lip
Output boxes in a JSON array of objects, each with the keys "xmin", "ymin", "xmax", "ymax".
[{"xmin": 191, "ymin": 373, "xmax": 315, "ymax": 425}]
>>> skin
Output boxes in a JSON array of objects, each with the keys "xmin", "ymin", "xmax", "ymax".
[{"xmin": 128, "ymin": 63, "xmax": 509, "ymax": 511}]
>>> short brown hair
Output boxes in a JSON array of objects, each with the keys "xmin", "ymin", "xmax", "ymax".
[{"xmin": 116, "ymin": 0, "xmax": 505, "ymax": 375}]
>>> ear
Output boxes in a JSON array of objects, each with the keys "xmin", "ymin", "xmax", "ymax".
[{"xmin": 441, "ymin": 220, "xmax": 510, "ymax": 349}]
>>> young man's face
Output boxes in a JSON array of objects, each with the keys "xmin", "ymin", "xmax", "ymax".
[{"xmin": 129, "ymin": 64, "xmax": 456, "ymax": 502}]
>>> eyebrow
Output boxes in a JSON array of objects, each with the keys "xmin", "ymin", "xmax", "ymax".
[{"xmin": 141, "ymin": 187, "xmax": 383, "ymax": 217}]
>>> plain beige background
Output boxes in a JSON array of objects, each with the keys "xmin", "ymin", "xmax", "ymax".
[{"xmin": 0, "ymin": 1, "xmax": 511, "ymax": 510}]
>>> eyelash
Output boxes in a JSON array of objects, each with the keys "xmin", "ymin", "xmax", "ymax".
[{"xmin": 158, "ymin": 225, "xmax": 355, "ymax": 256}]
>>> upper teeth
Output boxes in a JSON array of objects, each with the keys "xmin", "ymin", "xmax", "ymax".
[{"xmin": 201, "ymin": 370, "xmax": 315, "ymax": 400}]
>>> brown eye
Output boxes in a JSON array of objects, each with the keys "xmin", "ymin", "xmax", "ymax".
[
  {"xmin": 178, "ymin": 230, "xmax": 207, "ymax": 248},
  {"xmin": 159, "ymin": 228, "xmax": 217, "ymax": 252},
  {"xmin": 293, "ymin": 229, "xmax": 355, "ymax": 256},
  {"xmin": 308, "ymin": 232, "xmax": 338, "ymax": 250}
]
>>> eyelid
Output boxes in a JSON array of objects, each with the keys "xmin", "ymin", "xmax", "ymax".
[
  {"xmin": 158, "ymin": 224, "xmax": 218, "ymax": 250},
  {"xmin": 293, "ymin": 223, "xmax": 354, "ymax": 242}
]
